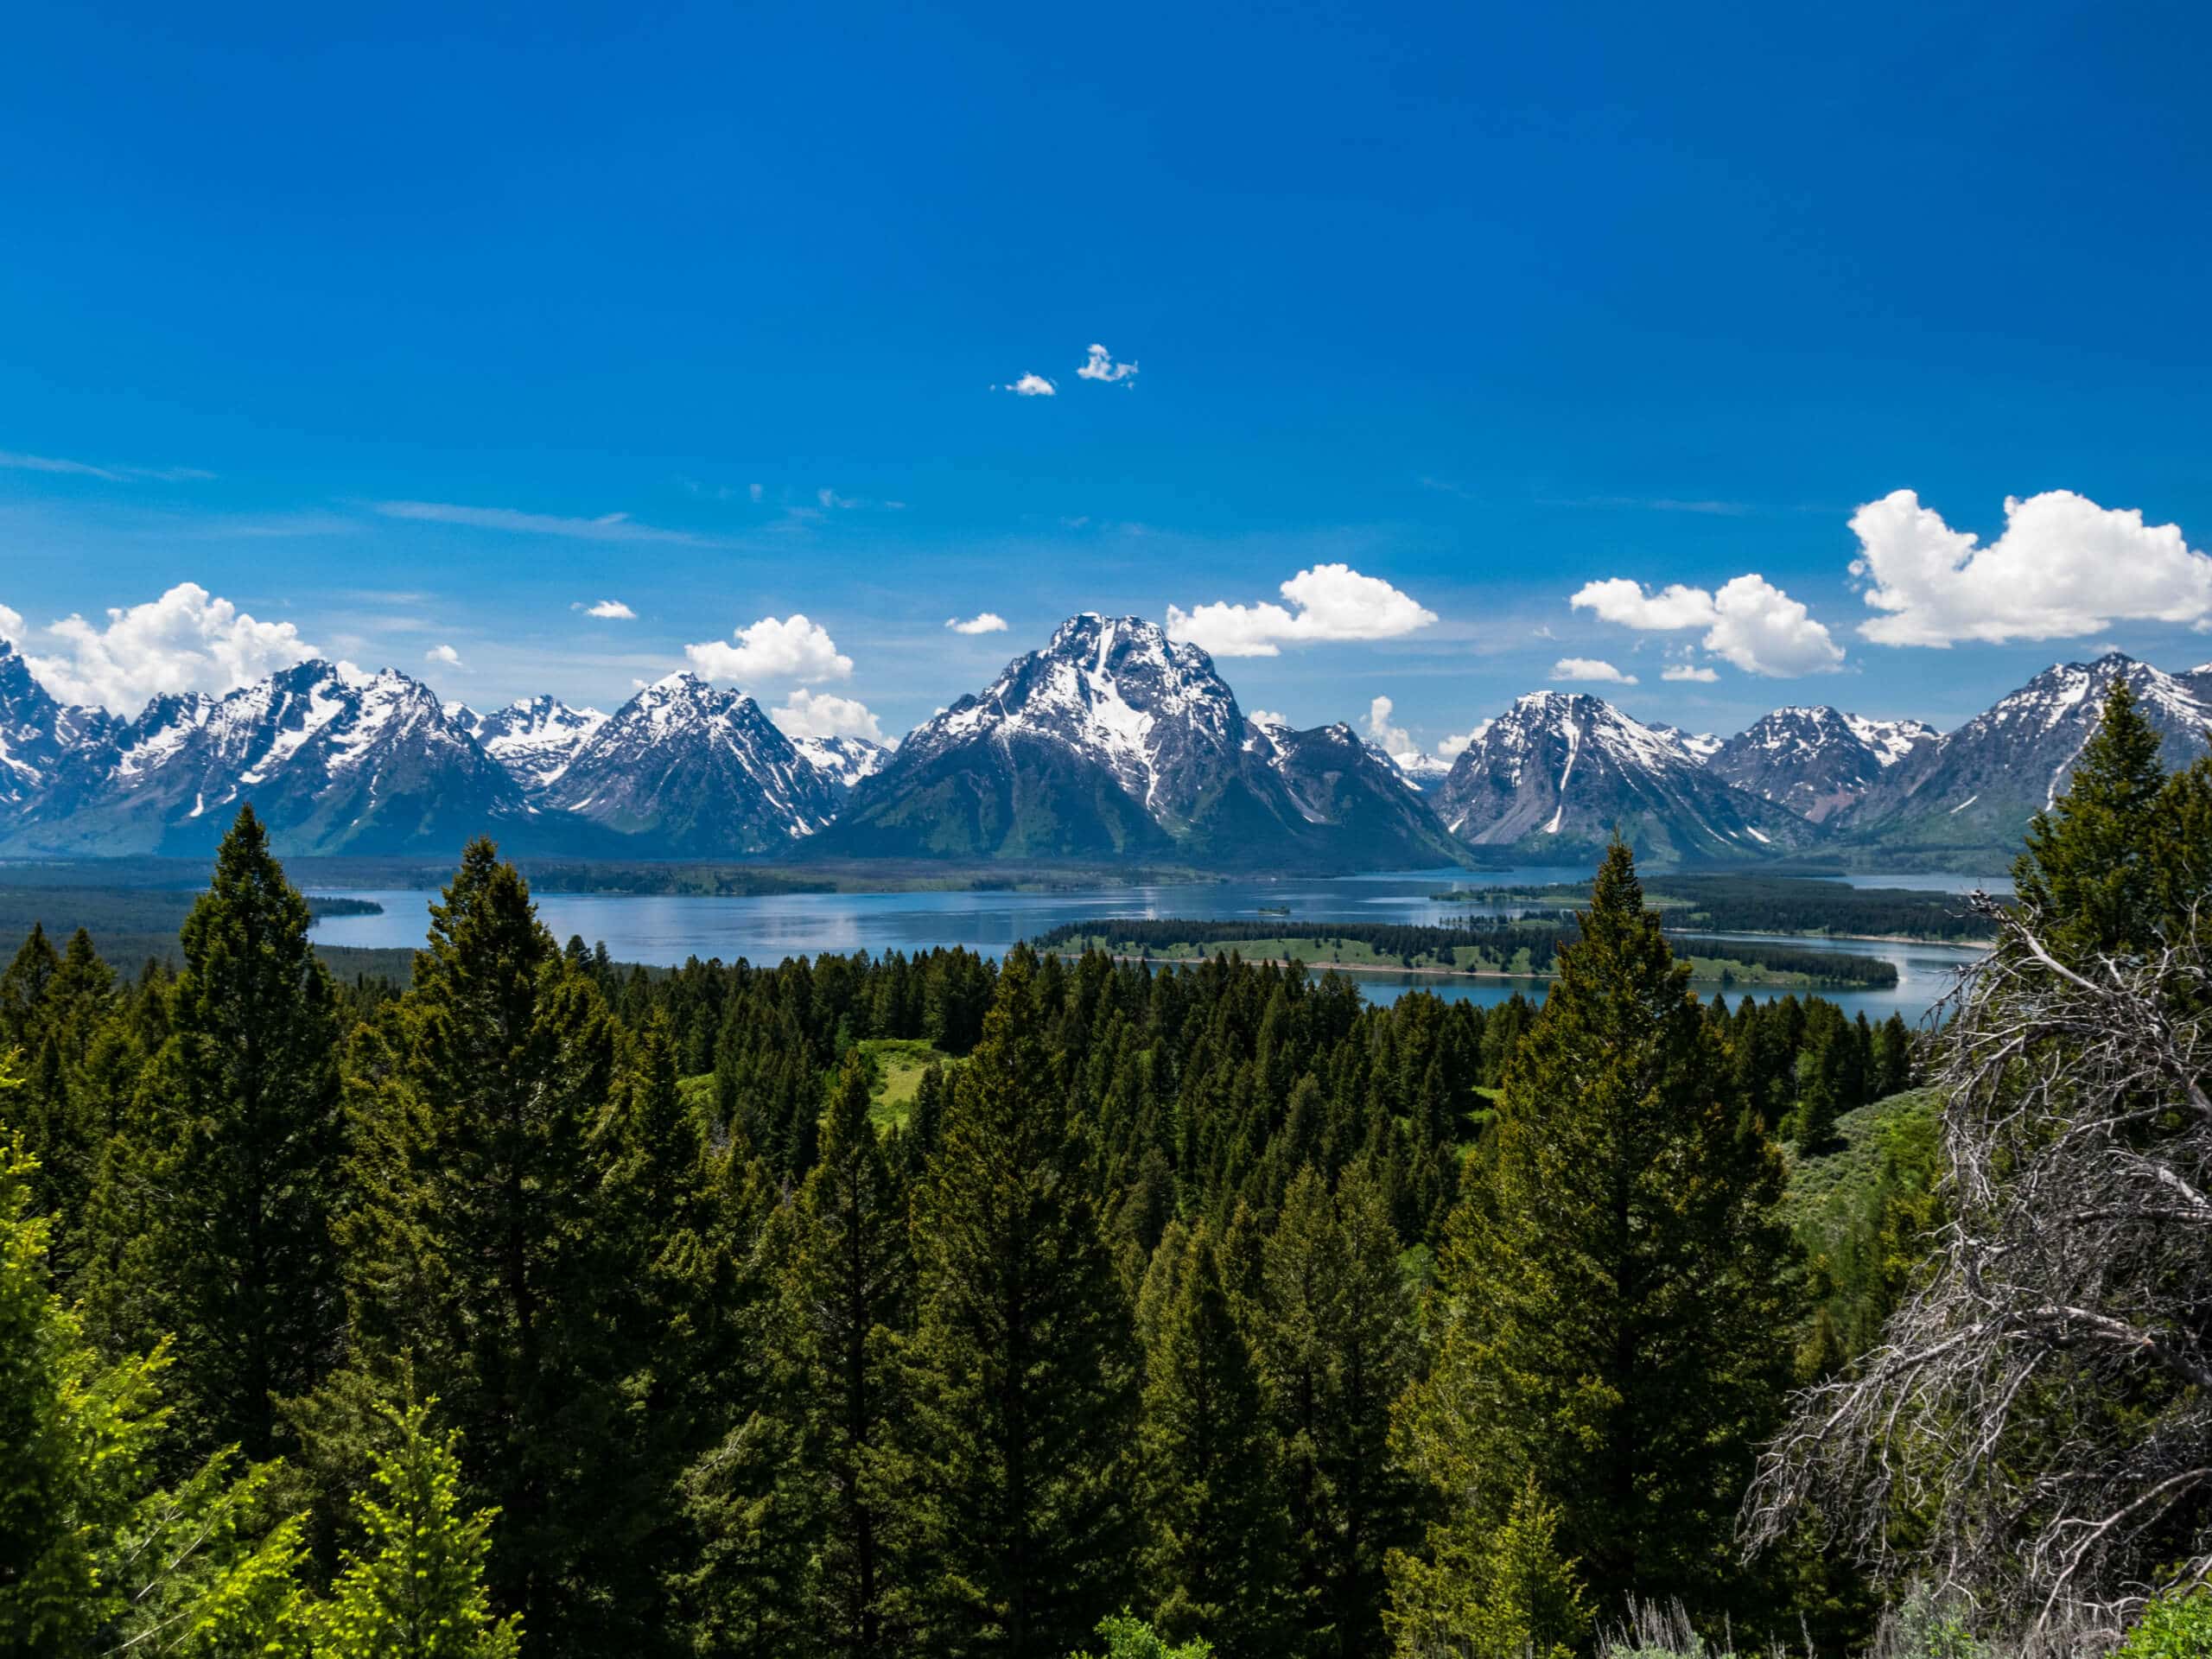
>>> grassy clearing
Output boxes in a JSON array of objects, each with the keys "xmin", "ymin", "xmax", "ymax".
[{"xmin": 852, "ymin": 1037, "xmax": 962, "ymax": 1133}]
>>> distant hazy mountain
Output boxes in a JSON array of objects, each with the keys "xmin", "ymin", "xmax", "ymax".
[
  {"xmin": 1435, "ymin": 690, "xmax": 1814, "ymax": 860},
  {"xmin": 816, "ymin": 613, "xmax": 1465, "ymax": 869},
  {"xmin": 543, "ymin": 672, "xmax": 842, "ymax": 855},
  {"xmin": 1845, "ymin": 652, "xmax": 2212, "ymax": 857},
  {"xmin": 2, "ymin": 658, "xmax": 536, "ymax": 856},
  {"xmin": 1707, "ymin": 705, "xmax": 1936, "ymax": 823}
]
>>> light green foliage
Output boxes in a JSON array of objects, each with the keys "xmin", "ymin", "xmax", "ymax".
[
  {"xmin": 1384, "ymin": 1478, "xmax": 1591, "ymax": 1659},
  {"xmin": 1071, "ymin": 1611, "xmax": 1216, "ymax": 1658},
  {"xmin": 2116, "ymin": 1586, "xmax": 2212, "ymax": 1658},
  {"xmin": 305, "ymin": 1389, "xmax": 520, "ymax": 1659}
]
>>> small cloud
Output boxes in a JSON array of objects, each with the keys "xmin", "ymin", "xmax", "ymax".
[
  {"xmin": 1248, "ymin": 708, "xmax": 1289, "ymax": 731},
  {"xmin": 575, "ymin": 599, "xmax": 637, "ymax": 620},
  {"xmin": 1168, "ymin": 563, "xmax": 1438, "ymax": 658},
  {"xmin": 770, "ymin": 688, "xmax": 886, "ymax": 743},
  {"xmin": 1552, "ymin": 657, "xmax": 1638, "ymax": 685},
  {"xmin": 685, "ymin": 613, "xmax": 853, "ymax": 685},
  {"xmin": 0, "ymin": 449, "xmax": 215, "ymax": 484},
  {"xmin": 748, "ymin": 482, "xmax": 765, "ymax": 504},
  {"xmin": 817, "ymin": 487, "xmax": 860, "ymax": 511},
  {"xmin": 1572, "ymin": 574, "xmax": 1844, "ymax": 677},
  {"xmin": 1076, "ymin": 344, "xmax": 1138, "ymax": 385},
  {"xmin": 0, "ymin": 603, "xmax": 22, "ymax": 644},
  {"xmin": 1435, "ymin": 723, "xmax": 1487, "ymax": 761},
  {"xmin": 1662, "ymin": 663, "xmax": 1719, "ymax": 683},
  {"xmin": 376, "ymin": 500, "xmax": 707, "ymax": 545},
  {"xmin": 425, "ymin": 644, "xmax": 464, "ymax": 668},
  {"xmin": 1532, "ymin": 624, "xmax": 1556, "ymax": 640},
  {"xmin": 1365, "ymin": 695, "xmax": 1412, "ymax": 754},
  {"xmin": 995, "ymin": 373, "xmax": 1057, "ymax": 397},
  {"xmin": 946, "ymin": 613, "xmax": 1008, "ymax": 635}
]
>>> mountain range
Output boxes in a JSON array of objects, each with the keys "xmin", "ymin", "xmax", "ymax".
[{"xmin": 0, "ymin": 620, "xmax": 2204, "ymax": 871}]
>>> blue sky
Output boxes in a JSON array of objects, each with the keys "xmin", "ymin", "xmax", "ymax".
[{"xmin": 5, "ymin": 0, "xmax": 2211, "ymax": 753}]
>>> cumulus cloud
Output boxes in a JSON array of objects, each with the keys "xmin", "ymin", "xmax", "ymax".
[
  {"xmin": 685, "ymin": 613, "xmax": 853, "ymax": 685},
  {"xmin": 1247, "ymin": 708, "xmax": 1289, "ymax": 731},
  {"xmin": 1436, "ymin": 722, "xmax": 1488, "ymax": 760},
  {"xmin": 575, "ymin": 599, "xmax": 636, "ymax": 620},
  {"xmin": 1571, "ymin": 573, "xmax": 1843, "ymax": 677},
  {"xmin": 946, "ymin": 612, "xmax": 1008, "ymax": 635},
  {"xmin": 376, "ymin": 500, "xmax": 705, "ymax": 545},
  {"xmin": 1552, "ymin": 658, "xmax": 1638, "ymax": 685},
  {"xmin": 1849, "ymin": 488, "xmax": 2212, "ymax": 645},
  {"xmin": 1167, "ymin": 563, "xmax": 1438, "ymax": 658},
  {"xmin": 770, "ymin": 688, "xmax": 887, "ymax": 744},
  {"xmin": 22, "ymin": 582, "xmax": 316, "ymax": 713},
  {"xmin": 996, "ymin": 373, "xmax": 1057, "ymax": 397},
  {"xmin": 1077, "ymin": 343, "xmax": 1138, "ymax": 384},
  {"xmin": 424, "ymin": 644, "xmax": 463, "ymax": 667},
  {"xmin": 1365, "ymin": 695, "xmax": 1412, "ymax": 754},
  {"xmin": 0, "ymin": 604, "xmax": 21, "ymax": 645},
  {"xmin": 1662, "ymin": 663, "xmax": 1720, "ymax": 683}
]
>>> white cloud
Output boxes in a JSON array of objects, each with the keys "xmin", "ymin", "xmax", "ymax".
[
  {"xmin": 946, "ymin": 612, "xmax": 1008, "ymax": 635},
  {"xmin": 817, "ymin": 487, "xmax": 860, "ymax": 511},
  {"xmin": 1076, "ymin": 343, "xmax": 1138, "ymax": 384},
  {"xmin": 1552, "ymin": 657, "xmax": 1637, "ymax": 685},
  {"xmin": 1662, "ymin": 663, "xmax": 1720, "ymax": 683},
  {"xmin": 1570, "ymin": 572, "xmax": 1843, "ymax": 676},
  {"xmin": 375, "ymin": 500, "xmax": 705, "ymax": 545},
  {"xmin": 685, "ymin": 613, "xmax": 853, "ymax": 685},
  {"xmin": 22, "ymin": 582, "xmax": 317, "ymax": 713},
  {"xmin": 0, "ymin": 450, "xmax": 214, "ymax": 484},
  {"xmin": 425, "ymin": 644, "xmax": 463, "ymax": 667},
  {"xmin": 1436, "ymin": 723, "xmax": 1488, "ymax": 760},
  {"xmin": 769, "ymin": 688, "xmax": 886, "ymax": 744},
  {"xmin": 1247, "ymin": 708, "xmax": 1289, "ymax": 731},
  {"xmin": 996, "ymin": 373, "xmax": 1057, "ymax": 397},
  {"xmin": 1365, "ymin": 695, "xmax": 1412, "ymax": 754},
  {"xmin": 0, "ymin": 604, "xmax": 21, "ymax": 645},
  {"xmin": 1167, "ymin": 563, "xmax": 1438, "ymax": 658},
  {"xmin": 1849, "ymin": 488, "xmax": 2212, "ymax": 645},
  {"xmin": 577, "ymin": 599, "xmax": 636, "ymax": 620}
]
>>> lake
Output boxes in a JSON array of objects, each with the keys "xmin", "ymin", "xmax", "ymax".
[{"xmin": 308, "ymin": 866, "xmax": 1992, "ymax": 1027}]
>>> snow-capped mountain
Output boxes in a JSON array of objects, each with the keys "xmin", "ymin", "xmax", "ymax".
[
  {"xmin": 790, "ymin": 733, "xmax": 893, "ymax": 789},
  {"xmin": 1369, "ymin": 741, "xmax": 1455, "ymax": 790},
  {"xmin": 818, "ymin": 614, "xmax": 1464, "ymax": 868},
  {"xmin": 1436, "ymin": 690, "xmax": 1814, "ymax": 859},
  {"xmin": 1707, "ymin": 706, "xmax": 1936, "ymax": 824},
  {"xmin": 1848, "ymin": 652, "xmax": 2212, "ymax": 855},
  {"xmin": 544, "ymin": 672, "xmax": 842, "ymax": 855},
  {"xmin": 461, "ymin": 695, "xmax": 608, "ymax": 792},
  {"xmin": 1650, "ymin": 723, "xmax": 1724, "ymax": 764},
  {"xmin": 0, "ymin": 641, "xmax": 114, "ymax": 810},
  {"xmin": 2, "ymin": 659, "xmax": 537, "ymax": 856}
]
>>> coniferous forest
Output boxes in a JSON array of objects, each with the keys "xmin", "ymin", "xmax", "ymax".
[{"xmin": 3, "ymin": 681, "xmax": 2209, "ymax": 1656}]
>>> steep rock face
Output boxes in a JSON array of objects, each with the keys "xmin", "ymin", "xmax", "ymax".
[
  {"xmin": 544, "ymin": 672, "xmax": 841, "ymax": 855},
  {"xmin": 790, "ymin": 734, "xmax": 893, "ymax": 789},
  {"xmin": 0, "ymin": 642, "xmax": 115, "ymax": 813},
  {"xmin": 1650, "ymin": 723, "xmax": 1724, "ymax": 764},
  {"xmin": 1435, "ymin": 690, "xmax": 1814, "ymax": 861},
  {"xmin": 464, "ymin": 696, "xmax": 608, "ymax": 793},
  {"xmin": 1708, "ymin": 706, "xmax": 1936, "ymax": 823},
  {"xmin": 1848, "ymin": 652, "xmax": 2212, "ymax": 856},
  {"xmin": 817, "ymin": 614, "xmax": 1464, "ymax": 869},
  {"xmin": 1258, "ymin": 722, "xmax": 1467, "ymax": 865},
  {"xmin": 3, "ymin": 660, "xmax": 534, "ymax": 856}
]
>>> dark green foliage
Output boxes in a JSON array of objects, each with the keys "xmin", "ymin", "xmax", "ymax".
[{"xmin": 2015, "ymin": 677, "xmax": 2173, "ymax": 957}]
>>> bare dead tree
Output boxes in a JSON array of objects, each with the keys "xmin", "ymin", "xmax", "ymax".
[{"xmin": 1741, "ymin": 892, "xmax": 2212, "ymax": 1638}]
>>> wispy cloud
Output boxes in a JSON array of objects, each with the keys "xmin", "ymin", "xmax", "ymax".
[
  {"xmin": 0, "ymin": 449, "xmax": 216, "ymax": 484},
  {"xmin": 373, "ymin": 500, "xmax": 709, "ymax": 545},
  {"xmin": 1076, "ymin": 344, "xmax": 1138, "ymax": 385},
  {"xmin": 946, "ymin": 613, "xmax": 1008, "ymax": 635},
  {"xmin": 1543, "ymin": 494, "xmax": 1755, "ymax": 517}
]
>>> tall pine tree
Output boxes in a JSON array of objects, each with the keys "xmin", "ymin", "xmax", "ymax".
[{"xmin": 1391, "ymin": 843, "xmax": 1796, "ymax": 1627}]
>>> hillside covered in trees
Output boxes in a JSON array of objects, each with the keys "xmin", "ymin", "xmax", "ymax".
[{"xmin": 2, "ymin": 678, "xmax": 2207, "ymax": 1656}]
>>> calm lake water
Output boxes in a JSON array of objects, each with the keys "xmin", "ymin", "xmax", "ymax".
[{"xmin": 308, "ymin": 867, "xmax": 1993, "ymax": 1027}]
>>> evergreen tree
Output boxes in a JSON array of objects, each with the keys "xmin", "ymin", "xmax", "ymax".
[
  {"xmin": 791, "ymin": 1052, "xmax": 912, "ymax": 1650},
  {"xmin": 1136, "ymin": 1219, "xmax": 1290, "ymax": 1656},
  {"xmin": 1392, "ymin": 843, "xmax": 1796, "ymax": 1623},
  {"xmin": 896, "ymin": 946, "xmax": 1141, "ymax": 1657},
  {"xmin": 2015, "ymin": 676, "xmax": 2172, "ymax": 956},
  {"xmin": 1382, "ymin": 1478, "xmax": 1589, "ymax": 1659},
  {"xmin": 137, "ymin": 804, "xmax": 347, "ymax": 1461},
  {"xmin": 340, "ymin": 839, "xmax": 620, "ymax": 1648},
  {"xmin": 304, "ymin": 1384, "xmax": 522, "ymax": 1659}
]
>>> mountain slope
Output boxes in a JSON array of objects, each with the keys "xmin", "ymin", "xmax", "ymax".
[
  {"xmin": 1708, "ymin": 706, "xmax": 1936, "ymax": 823},
  {"xmin": 464, "ymin": 696, "xmax": 608, "ymax": 792},
  {"xmin": 2, "ymin": 660, "xmax": 540, "ymax": 856},
  {"xmin": 544, "ymin": 672, "xmax": 842, "ymax": 855},
  {"xmin": 791, "ymin": 733, "xmax": 893, "ymax": 789},
  {"xmin": 1847, "ymin": 652, "xmax": 2212, "ymax": 857},
  {"xmin": 816, "ymin": 614, "xmax": 1465, "ymax": 869},
  {"xmin": 0, "ymin": 642, "xmax": 115, "ymax": 813},
  {"xmin": 1436, "ymin": 691, "xmax": 1815, "ymax": 861}
]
